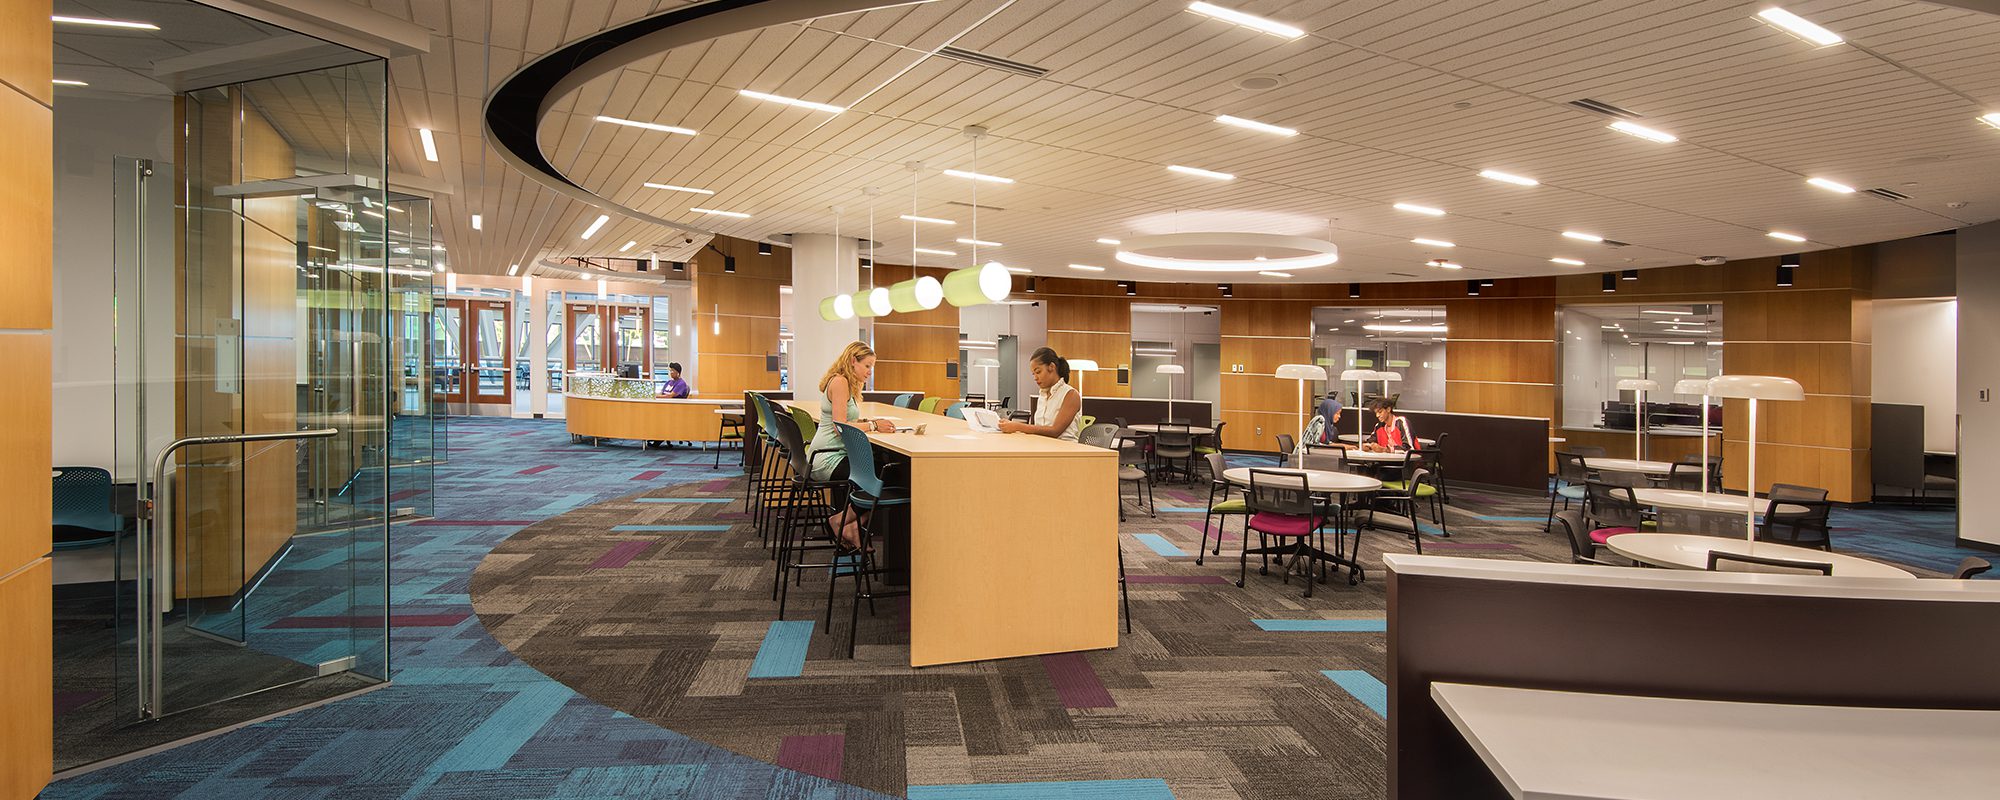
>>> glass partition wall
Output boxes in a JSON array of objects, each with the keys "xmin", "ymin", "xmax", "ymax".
[
  {"xmin": 1560, "ymin": 304, "xmax": 1724, "ymax": 432},
  {"xmin": 1311, "ymin": 306, "xmax": 1448, "ymax": 411}
]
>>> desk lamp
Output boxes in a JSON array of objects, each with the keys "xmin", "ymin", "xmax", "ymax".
[
  {"xmin": 1707, "ymin": 375, "xmax": 1804, "ymax": 540},
  {"xmin": 1276, "ymin": 364, "xmax": 1329, "ymax": 443},
  {"xmin": 1069, "ymin": 358, "xmax": 1099, "ymax": 394},
  {"xmin": 1155, "ymin": 363, "xmax": 1185, "ymax": 421},
  {"xmin": 1340, "ymin": 368, "xmax": 1379, "ymax": 444},
  {"xmin": 1617, "ymin": 378, "xmax": 1661, "ymax": 459},
  {"xmin": 1674, "ymin": 378, "xmax": 1714, "ymax": 493}
]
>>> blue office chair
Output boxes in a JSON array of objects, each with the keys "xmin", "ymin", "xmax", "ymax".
[
  {"xmin": 892, "ymin": 393, "xmax": 916, "ymax": 409},
  {"xmin": 53, "ymin": 466, "xmax": 124, "ymax": 550},
  {"xmin": 827, "ymin": 421, "xmax": 913, "ymax": 658},
  {"xmin": 944, "ymin": 402, "xmax": 968, "ymax": 419}
]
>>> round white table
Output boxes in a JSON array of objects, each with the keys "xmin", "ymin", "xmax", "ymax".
[
  {"xmin": 1335, "ymin": 433, "xmax": 1437, "ymax": 447},
  {"xmin": 1127, "ymin": 423, "xmax": 1214, "ymax": 435},
  {"xmin": 1224, "ymin": 467, "xmax": 1381, "ymax": 493},
  {"xmin": 1339, "ymin": 449, "xmax": 1419, "ymax": 463},
  {"xmin": 1603, "ymin": 533, "xmax": 1913, "ymax": 578},
  {"xmin": 1584, "ymin": 457, "xmax": 1673, "ymax": 474},
  {"xmin": 1632, "ymin": 488, "xmax": 1807, "ymax": 516}
]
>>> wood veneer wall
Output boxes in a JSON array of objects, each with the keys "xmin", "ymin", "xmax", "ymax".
[
  {"xmin": 869, "ymin": 262, "xmax": 959, "ymax": 399},
  {"xmin": 1037, "ymin": 278, "xmax": 1133, "ymax": 399},
  {"xmin": 692, "ymin": 235, "xmax": 785, "ymax": 396},
  {"xmin": 0, "ymin": 0, "xmax": 54, "ymax": 794}
]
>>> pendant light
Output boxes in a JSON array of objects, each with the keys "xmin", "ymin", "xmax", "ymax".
[
  {"xmin": 889, "ymin": 162, "xmax": 944, "ymax": 311},
  {"xmin": 939, "ymin": 127, "xmax": 1009, "ymax": 307}
]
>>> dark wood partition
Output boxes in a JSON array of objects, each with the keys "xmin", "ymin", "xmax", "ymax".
[
  {"xmin": 1387, "ymin": 555, "xmax": 2000, "ymax": 800},
  {"xmin": 1400, "ymin": 410, "xmax": 1550, "ymax": 491}
]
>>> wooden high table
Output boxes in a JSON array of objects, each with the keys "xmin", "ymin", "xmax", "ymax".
[{"xmin": 782, "ymin": 400, "xmax": 1119, "ymax": 667}]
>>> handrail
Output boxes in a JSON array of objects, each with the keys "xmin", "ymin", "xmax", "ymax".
[{"xmin": 138, "ymin": 427, "xmax": 338, "ymax": 717}]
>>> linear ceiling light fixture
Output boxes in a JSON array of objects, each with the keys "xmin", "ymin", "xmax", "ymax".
[
  {"xmin": 1186, "ymin": 1, "xmax": 1304, "ymax": 38},
  {"xmin": 1806, "ymin": 177, "xmax": 1856, "ymax": 193},
  {"xmin": 1411, "ymin": 238, "xmax": 1455, "ymax": 248},
  {"xmin": 580, "ymin": 214, "xmax": 610, "ymax": 239},
  {"xmin": 52, "ymin": 78, "xmax": 87, "ymax": 86},
  {"xmin": 593, "ymin": 115, "xmax": 696, "ymax": 135},
  {"xmin": 956, "ymin": 238, "xmax": 1002, "ymax": 247},
  {"xmin": 1551, "ymin": 257, "xmax": 1586, "ymax": 266},
  {"xmin": 1215, "ymin": 115, "xmax": 1297, "ymax": 136},
  {"xmin": 914, "ymin": 247, "xmax": 956, "ymax": 256},
  {"xmin": 1981, "ymin": 113, "xmax": 2000, "ymax": 130},
  {"xmin": 1393, "ymin": 203, "xmax": 1444, "ymax": 216},
  {"xmin": 1767, "ymin": 231, "xmax": 1807, "ymax": 243},
  {"xmin": 1364, "ymin": 323, "xmax": 1449, "ymax": 333},
  {"xmin": 1258, "ymin": 270, "xmax": 1293, "ymax": 278},
  {"xmin": 1167, "ymin": 164, "xmax": 1235, "ymax": 180},
  {"xmin": 901, "ymin": 214, "xmax": 954, "ymax": 225},
  {"xmin": 471, "ymin": 214, "xmax": 482, "ymax": 230},
  {"xmin": 1478, "ymin": 169, "xmax": 1539, "ymax": 186},
  {"xmin": 691, "ymin": 207, "xmax": 750, "ymax": 218},
  {"xmin": 738, "ymin": 89, "xmax": 844, "ymax": 113},
  {"xmin": 1068, "ymin": 264, "xmax": 1106, "ymax": 272},
  {"xmin": 1756, "ymin": 7, "xmax": 1844, "ymax": 46},
  {"xmin": 1562, "ymin": 231, "xmax": 1605, "ymax": 242},
  {"xmin": 619, "ymin": 240, "xmax": 636, "ymax": 252},
  {"xmin": 1097, "ymin": 238, "xmax": 1122, "ymax": 245},
  {"xmin": 51, "ymin": 14, "xmax": 158, "ymax": 29},
  {"xmin": 943, "ymin": 169, "xmax": 1012, "ymax": 184},
  {"xmin": 643, "ymin": 182, "xmax": 713, "ymax": 194},
  {"xmin": 1608, "ymin": 120, "xmax": 1678, "ymax": 143},
  {"xmin": 418, "ymin": 128, "xmax": 439, "ymax": 162}
]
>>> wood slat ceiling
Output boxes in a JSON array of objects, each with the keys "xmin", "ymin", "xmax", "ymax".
[{"xmin": 368, "ymin": 0, "xmax": 2000, "ymax": 282}]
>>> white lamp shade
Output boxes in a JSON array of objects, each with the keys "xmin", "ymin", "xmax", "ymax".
[
  {"xmin": 975, "ymin": 358, "xmax": 1000, "ymax": 367},
  {"xmin": 832, "ymin": 293, "xmax": 855, "ymax": 320},
  {"xmin": 1155, "ymin": 364, "xmax": 1185, "ymax": 375},
  {"xmin": 1275, "ymin": 363, "xmax": 1328, "ymax": 381},
  {"xmin": 1376, "ymin": 371, "xmax": 1404, "ymax": 382},
  {"xmin": 1617, "ymin": 378, "xmax": 1661, "ymax": 391},
  {"xmin": 1708, "ymin": 374, "xmax": 1804, "ymax": 401},
  {"xmin": 1069, "ymin": 359, "xmax": 1100, "ymax": 372},
  {"xmin": 1674, "ymin": 378, "xmax": 1712, "ymax": 395},
  {"xmin": 1339, "ymin": 368, "xmax": 1378, "ymax": 381}
]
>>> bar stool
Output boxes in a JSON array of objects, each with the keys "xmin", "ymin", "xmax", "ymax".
[
  {"xmin": 714, "ymin": 409, "xmax": 745, "ymax": 468},
  {"xmin": 825, "ymin": 421, "xmax": 912, "ymax": 657}
]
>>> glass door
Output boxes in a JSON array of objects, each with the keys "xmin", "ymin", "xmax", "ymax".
[
  {"xmin": 569, "ymin": 303, "xmax": 606, "ymax": 373},
  {"xmin": 613, "ymin": 303, "xmax": 650, "ymax": 377},
  {"xmin": 471, "ymin": 300, "xmax": 513, "ymax": 405},
  {"xmin": 433, "ymin": 300, "xmax": 466, "ymax": 405}
]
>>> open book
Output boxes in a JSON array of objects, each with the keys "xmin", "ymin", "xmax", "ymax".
[{"xmin": 963, "ymin": 406, "xmax": 1003, "ymax": 433}]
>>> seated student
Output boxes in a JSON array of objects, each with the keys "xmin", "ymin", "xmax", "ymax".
[
  {"xmin": 658, "ymin": 362, "xmax": 691, "ymax": 398},
  {"xmin": 1360, "ymin": 398, "xmax": 1419, "ymax": 453},
  {"xmin": 1314, "ymin": 390, "xmax": 1350, "ymax": 447},
  {"xmin": 813, "ymin": 342, "xmax": 897, "ymax": 550},
  {"xmin": 997, "ymin": 347, "xmax": 1081, "ymax": 442}
]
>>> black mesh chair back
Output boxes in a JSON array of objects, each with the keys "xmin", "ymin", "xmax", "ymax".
[
  {"xmin": 1154, "ymin": 423, "xmax": 1195, "ymax": 457},
  {"xmin": 1953, "ymin": 557, "xmax": 1992, "ymax": 579},
  {"xmin": 1566, "ymin": 445, "xmax": 1608, "ymax": 459},
  {"xmin": 1706, "ymin": 551, "xmax": 1833, "ymax": 575},
  {"xmin": 1079, "ymin": 422, "xmax": 1120, "ymax": 449},
  {"xmin": 1554, "ymin": 509, "xmax": 1608, "ymax": 565},
  {"xmin": 1666, "ymin": 459, "xmax": 1706, "ymax": 490},
  {"xmin": 1656, "ymin": 506, "xmax": 1742, "ymax": 536},
  {"xmin": 1244, "ymin": 469, "xmax": 1314, "ymax": 518},
  {"xmin": 1297, "ymin": 451, "xmax": 1342, "ymax": 472},
  {"xmin": 1590, "ymin": 464, "xmax": 1647, "ymax": 487},
  {"xmin": 1165, "ymin": 417, "xmax": 1190, "ymax": 425},
  {"xmin": 1760, "ymin": 484, "xmax": 1833, "ymax": 549},
  {"xmin": 1275, "ymin": 433, "xmax": 1295, "ymax": 455},
  {"xmin": 1203, "ymin": 452, "xmax": 1230, "ymax": 485},
  {"xmin": 765, "ymin": 408, "xmax": 817, "ymax": 478},
  {"xmin": 1554, "ymin": 452, "xmax": 1592, "ymax": 485},
  {"xmin": 1583, "ymin": 480, "xmax": 1647, "ymax": 530}
]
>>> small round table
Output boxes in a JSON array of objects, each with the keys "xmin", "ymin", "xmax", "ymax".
[
  {"xmin": 1632, "ymin": 488, "xmax": 1807, "ymax": 516},
  {"xmin": 1223, "ymin": 467, "xmax": 1382, "ymax": 589},
  {"xmin": 1335, "ymin": 433, "xmax": 1437, "ymax": 447},
  {"xmin": 1585, "ymin": 457, "xmax": 1673, "ymax": 475},
  {"xmin": 1603, "ymin": 533, "xmax": 1913, "ymax": 578}
]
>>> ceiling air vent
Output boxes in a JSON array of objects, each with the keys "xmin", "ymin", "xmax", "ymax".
[
  {"xmin": 1863, "ymin": 187, "xmax": 1910, "ymax": 201},
  {"xmin": 936, "ymin": 46, "xmax": 1049, "ymax": 78},
  {"xmin": 1388, "ymin": 272, "xmax": 1418, "ymax": 278},
  {"xmin": 1602, "ymin": 239, "xmax": 1632, "ymax": 248},
  {"xmin": 1568, "ymin": 98, "xmax": 1642, "ymax": 119},
  {"xmin": 945, "ymin": 200, "xmax": 1006, "ymax": 212}
]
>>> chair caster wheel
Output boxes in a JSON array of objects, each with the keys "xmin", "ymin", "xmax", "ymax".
[
  {"xmin": 1234, "ymin": 580, "xmax": 1245, "ymax": 588},
  {"xmin": 1259, "ymin": 567, "xmax": 1269, "ymax": 575}
]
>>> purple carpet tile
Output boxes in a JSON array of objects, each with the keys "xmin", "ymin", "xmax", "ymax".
[
  {"xmin": 775, "ymin": 734, "xmax": 845, "ymax": 782},
  {"xmin": 518, "ymin": 464, "xmax": 558, "ymax": 475},
  {"xmin": 701, "ymin": 479, "xmax": 734, "ymax": 493},
  {"xmin": 590, "ymin": 541, "xmax": 653, "ymax": 569},
  {"xmin": 387, "ymin": 489, "xmax": 428, "ymax": 502},
  {"xmin": 634, "ymin": 470, "xmax": 665, "ymax": 481},
  {"xmin": 1040, "ymin": 652, "xmax": 1116, "ymax": 709}
]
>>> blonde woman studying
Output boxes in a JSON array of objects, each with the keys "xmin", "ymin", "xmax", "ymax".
[{"xmin": 813, "ymin": 342, "xmax": 895, "ymax": 549}]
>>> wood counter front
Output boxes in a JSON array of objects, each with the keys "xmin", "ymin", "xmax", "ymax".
[
  {"xmin": 566, "ymin": 394, "xmax": 740, "ymax": 444},
  {"xmin": 783, "ymin": 400, "xmax": 1120, "ymax": 667}
]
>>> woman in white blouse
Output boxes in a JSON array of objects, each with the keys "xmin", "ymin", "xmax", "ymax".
[{"xmin": 998, "ymin": 346, "xmax": 1082, "ymax": 442}]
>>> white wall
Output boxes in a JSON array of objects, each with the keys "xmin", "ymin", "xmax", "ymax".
[
  {"xmin": 53, "ymin": 94, "xmax": 179, "ymax": 479},
  {"xmin": 1561, "ymin": 308, "xmax": 1607, "ymax": 426},
  {"xmin": 1873, "ymin": 298, "xmax": 1957, "ymax": 453},
  {"xmin": 1957, "ymin": 222, "xmax": 1999, "ymax": 547},
  {"xmin": 1130, "ymin": 307, "xmax": 1220, "ymax": 403},
  {"xmin": 959, "ymin": 301, "xmax": 1048, "ymax": 404}
]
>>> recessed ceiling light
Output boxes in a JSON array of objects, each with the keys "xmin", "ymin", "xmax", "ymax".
[
  {"xmin": 1393, "ymin": 203, "xmax": 1445, "ymax": 216},
  {"xmin": 1767, "ymin": 231, "xmax": 1807, "ymax": 242},
  {"xmin": 418, "ymin": 128, "xmax": 439, "ymax": 162},
  {"xmin": 1981, "ymin": 113, "xmax": 2000, "ymax": 130},
  {"xmin": 52, "ymin": 78, "xmax": 88, "ymax": 86},
  {"xmin": 691, "ymin": 207, "xmax": 750, "ymax": 218},
  {"xmin": 914, "ymin": 247, "xmax": 957, "ymax": 256},
  {"xmin": 643, "ymin": 182, "xmax": 714, "ymax": 195},
  {"xmin": 508, "ymin": 263, "xmax": 521, "ymax": 276},
  {"xmin": 1258, "ymin": 270, "xmax": 1293, "ymax": 278},
  {"xmin": 1411, "ymin": 238, "xmax": 1456, "ymax": 248},
  {"xmin": 1068, "ymin": 264, "xmax": 1106, "ymax": 272},
  {"xmin": 1167, "ymin": 164, "xmax": 1235, "ymax": 180},
  {"xmin": 1608, "ymin": 120, "xmax": 1678, "ymax": 143},
  {"xmin": 1642, "ymin": 309, "xmax": 1693, "ymax": 316},
  {"xmin": 901, "ymin": 214, "xmax": 955, "ymax": 225},
  {"xmin": 737, "ymin": 89, "xmax": 844, "ymax": 113},
  {"xmin": 580, "ymin": 214, "xmax": 610, "ymax": 239},
  {"xmin": 470, "ymin": 214, "xmax": 482, "ymax": 230},
  {"xmin": 1551, "ymin": 257, "xmax": 1586, "ymax": 266},
  {"xmin": 593, "ymin": 115, "xmax": 696, "ymax": 136},
  {"xmin": 943, "ymin": 169, "xmax": 1013, "ymax": 184},
  {"xmin": 51, "ymin": 14, "xmax": 158, "ymax": 30},
  {"xmin": 1806, "ymin": 177, "xmax": 1856, "ymax": 193},
  {"xmin": 360, "ymin": 209, "xmax": 385, "ymax": 219},
  {"xmin": 1186, "ymin": 1, "xmax": 1304, "ymax": 38},
  {"xmin": 1097, "ymin": 238, "xmax": 1122, "ymax": 245},
  {"xmin": 956, "ymin": 238, "xmax": 1002, "ymax": 247},
  {"xmin": 619, "ymin": 240, "xmax": 636, "ymax": 252},
  {"xmin": 1562, "ymin": 231, "xmax": 1605, "ymax": 242},
  {"xmin": 1365, "ymin": 323, "xmax": 1451, "ymax": 333},
  {"xmin": 1215, "ymin": 115, "xmax": 1298, "ymax": 136},
  {"xmin": 1478, "ymin": 169, "xmax": 1539, "ymax": 186},
  {"xmin": 1756, "ymin": 7, "xmax": 1843, "ymax": 47}
]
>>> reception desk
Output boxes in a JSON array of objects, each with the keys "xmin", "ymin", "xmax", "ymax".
[
  {"xmin": 567, "ymin": 377, "xmax": 742, "ymax": 445},
  {"xmin": 780, "ymin": 399, "xmax": 1119, "ymax": 667}
]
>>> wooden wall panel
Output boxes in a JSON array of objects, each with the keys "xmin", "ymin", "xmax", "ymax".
[
  {"xmin": 1444, "ymin": 298, "xmax": 1555, "ymax": 342},
  {"xmin": 1047, "ymin": 330, "xmax": 1132, "ymax": 398},
  {"xmin": 698, "ymin": 353, "xmax": 780, "ymax": 393},
  {"xmin": 2, "ymin": 5, "xmax": 51, "ymax": 793},
  {"xmin": 1443, "ymin": 382, "xmax": 1556, "ymax": 421},
  {"xmin": 1220, "ymin": 409, "xmax": 1301, "ymax": 453},
  {"xmin": 1220, "ymin": 336, "xmax": 1314, "ymax": 375},
  {"xmin": 1218, "ymin": 299, "xmax": 1312, "ymax": 449},
  {"xmin": 873, "ymin": 361, "xmax": 956, "ymax": 399},
  {"xmin": 1443, "ymin": 341, "xmax": 1557, "ymax": 385},
  {"xmin": 1046, "ymin": 295, "xmax": 1131, "ymax": 333},
  {"xmin": 692, "ymin": 235, "xmax": 785, "ymax": 395}
]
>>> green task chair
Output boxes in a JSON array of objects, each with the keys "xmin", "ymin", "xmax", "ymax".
[{"xmin": 918, "ymin": 397, "xmax": 943, "ymax": 415}]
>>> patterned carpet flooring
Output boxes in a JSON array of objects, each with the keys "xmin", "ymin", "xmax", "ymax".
[{"xmin": 45, "ymin": 416, "xmax": 1977, "ymax": 799}]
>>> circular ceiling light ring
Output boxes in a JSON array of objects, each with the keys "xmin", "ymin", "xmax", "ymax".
[{"xmin": 1113, "ymin": 232, "xmax": 1338, "ymax": 273}]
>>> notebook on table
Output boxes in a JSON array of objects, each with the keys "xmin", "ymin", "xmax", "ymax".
[{"xmin": 964, "ymin": 407, "xmax": 1002, "ymax": 433}]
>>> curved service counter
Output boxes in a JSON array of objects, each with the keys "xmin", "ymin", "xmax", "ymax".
[{"xmin": 565, "ymin": 375, "xmax": 742, "ymax": 446}]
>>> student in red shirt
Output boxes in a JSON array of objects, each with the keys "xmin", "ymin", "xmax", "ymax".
[{"xmin": 1362, "ymin": 398, "xmax": 1419, "ymax": 453}]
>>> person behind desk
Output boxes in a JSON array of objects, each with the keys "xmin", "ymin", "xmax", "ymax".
[
  {"xmin": 1360, "ymin": 398, "xmax": 1419, "ymax": 453},
  {"xmin": 813, "ymin": 342, "xmax": 896, "ymax": 550},
  {"xmin": 997, "ymin": 346, "xmax": 1081, "ymax": 442},
  {"xmin": 1314, "ymin": 391, "xmax": 1348, "ymax": 447},
  {"xmin": 659, "ymin": 362, "xmax": 691, "ymax": 398}
]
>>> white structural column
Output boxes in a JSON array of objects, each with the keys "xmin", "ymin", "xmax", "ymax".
[
  {"xmin": 1958, "ymin": 221, "xmax": 2000, "ymax": 547},
  {"xmin": 788, "ymin": 232, "xmax": 862, "ymax": 407}
]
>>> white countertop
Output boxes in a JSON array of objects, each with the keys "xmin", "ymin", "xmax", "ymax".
[
  {"xmin": 564, "ymin": 393, "xmax": 742, "ymax": 405},
  {"xmin": 1431, "ymin": 681, "xmax": 2000, "ymax": 800},
  {"xmin": 1382, "ymin": 554, "xmax": 2000, "ymax": 604}
]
